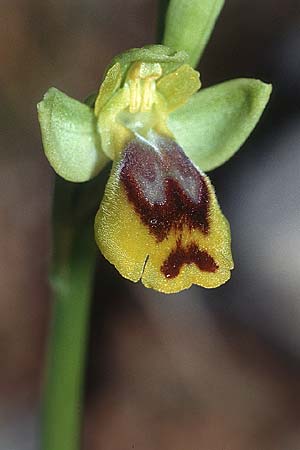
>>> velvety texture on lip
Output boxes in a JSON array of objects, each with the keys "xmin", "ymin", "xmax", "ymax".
[
  {"xmin": 95, "ymin": 133, "xmax": 233, "ymax": 293},
  {"xmin": 120, "ymin": 135, "xmax": 210, "ymax": 242},
  {"xmin": 161, "ymin": 240, "xmax": 218, "ymax": 279}
]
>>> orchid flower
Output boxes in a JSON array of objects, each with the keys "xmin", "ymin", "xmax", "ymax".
[{"xmin": 38, "ymin": 0, "xmax": 271, "ymax": 294}]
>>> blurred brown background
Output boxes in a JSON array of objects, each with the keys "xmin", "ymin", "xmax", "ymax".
[{"xmin": 1, "ymin": 0, "xmax": 300, "ymax": 449}]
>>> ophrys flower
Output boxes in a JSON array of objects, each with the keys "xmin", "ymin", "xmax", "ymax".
[{"xmin": 38, "ymin": 0, "xmax": 271, "ymax": 293}]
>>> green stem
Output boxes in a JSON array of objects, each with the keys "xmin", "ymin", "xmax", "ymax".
[
  {"xmin": 157, "ymin": 0, "xmax": 169, "ymax": 42},
  {"xmin": 41, "ymin": 177, "xmax": 97, "ymax": 450}
]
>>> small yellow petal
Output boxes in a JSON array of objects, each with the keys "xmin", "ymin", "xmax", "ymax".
[
  {"xmin": 97, "ymin": 87, "xmax": 131, "ymax": 159},
  {"xmin": 95, "ymin": 133, "xmax": 233, "ymax": 294},
  {"xmin": 95, "ymin": 63, "xmax": 122, "ymax": 115},
  {"xmin": 156, "ymin": 64, "xmax": 201, "ymax": 112}
]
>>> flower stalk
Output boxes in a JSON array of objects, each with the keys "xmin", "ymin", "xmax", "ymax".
[{"xmin": 41, "ymin": 176, "xmax": 103, "ymax": 450}]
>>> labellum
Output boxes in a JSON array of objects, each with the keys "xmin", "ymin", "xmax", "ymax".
[{"xmin": 95, "ymin": 132, "xmax": 233, "ymax": 293}]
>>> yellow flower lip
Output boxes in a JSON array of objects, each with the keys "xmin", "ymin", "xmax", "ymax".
[{"xmin": 95, "ymin": 132, "xmax": 233, "ymax": 293}]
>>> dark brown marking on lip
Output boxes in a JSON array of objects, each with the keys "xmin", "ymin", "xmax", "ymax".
[
  {"xmin": 161, "ymin": 241, "xmax": 218, "ymax": 279},
  {"xmin": 119, "ymin": 135, "xmax": 210, "ymax": 242}
]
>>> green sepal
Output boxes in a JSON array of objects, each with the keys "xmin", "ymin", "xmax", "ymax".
[
  {"xmin": 107, "ymin": 44, "xmax": 188, "ymax": 80},
  {"xmin": 163, "ymin": 0, "xmax": 224, "ymax": 68},
  {"xmin": 37, "ymin": 88, "xmax": 109, "ymax": 182},
  {"xmin": 168, "ymin": 78, "xmax": 272, "ymax": 171}
]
